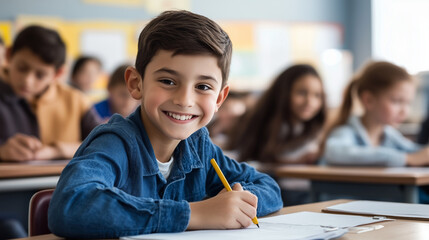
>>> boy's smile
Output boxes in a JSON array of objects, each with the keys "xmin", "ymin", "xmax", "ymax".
[{"xmin": 126, "ymin": 50, "xmax": 229, "ymax": 157}]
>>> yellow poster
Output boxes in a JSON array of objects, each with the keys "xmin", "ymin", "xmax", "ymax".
[{"xmin": 0, "ymin": 21, "xmax": 12, "ymax": 45}]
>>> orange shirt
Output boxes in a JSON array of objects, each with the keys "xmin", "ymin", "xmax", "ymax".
[{"xmin": 30, "ymin": 82, "xmax": 93, "ymax": 146}]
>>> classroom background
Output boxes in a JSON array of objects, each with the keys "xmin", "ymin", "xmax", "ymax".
[
  {"xmin": 2, "ymin": 0, "xmax": 429, "ymax": 238},
  {"xmin": 1, "ymin": 0, "xmax": 428, "ymax": 134}
]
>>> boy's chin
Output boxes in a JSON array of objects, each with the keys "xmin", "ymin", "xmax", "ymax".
[{"xmin": 170, "ymin": 129, "xmax": 201, "ymax": 141}]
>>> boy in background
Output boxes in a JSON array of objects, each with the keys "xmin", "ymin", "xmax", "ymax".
[
  {"xmin": 49, "ymin": 10, "xmax": 282, "ymax": 238},
  {"xmin": 0, "ymin": 25, "xmax": 101, "ymax": 161},
  {"xmin": 94, "ymin": 64, "xmax": 139, "ymax": 121},
  {"xmin": 0, "ymin": 35, "xmax": 6, "ymax": 69},
  {"xmin": 0, "ymin": 35, "xmax": 7, "ymax": 79}
]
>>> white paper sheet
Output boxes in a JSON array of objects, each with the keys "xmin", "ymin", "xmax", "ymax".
[
  {"xmin": 260, "ymin": 211, "xmax": 392, "ymax": 228},
  {"xmin": 121, "ymin": 224, "xmax": 347, "ymax": 240},
  {"xmin": 325, "ymin": 200, "xmax": 429, "ymax": 220},
  {"xmin": 120, "ymin": 210, "xmax": 393, "ymax": 240}
]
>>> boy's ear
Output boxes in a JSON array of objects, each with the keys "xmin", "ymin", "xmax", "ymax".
[
  {"xmin": 125, "ymin": 67, "xmax": 143, "ymax": 100},
  {"xmin": 54, "ymin": 66, "xmax": 65, "ymax": 82},
  {"xmin": 5, "ymin": 47, "xmax": 12, "ymax": 62},
  {"xmin": 215, "ymin": 85, "xmax": 230, "ymax": 112}
]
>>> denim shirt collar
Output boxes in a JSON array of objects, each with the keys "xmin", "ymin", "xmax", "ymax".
[
  {"xmin": 349, "ymin": 115, "xmax": 389, "ymax": 146},
  {"xmin": 127, "ymin": 106, "xmax": 204, "ymax": 178}
]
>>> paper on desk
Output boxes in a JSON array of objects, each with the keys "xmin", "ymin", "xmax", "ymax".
[
  {"xmin": 122, "ymin": 211, "xmax": 392, "ymax": 240},
  {"xmin": 324, "ymin": 200, "xmax": 429, "ymax": 220},
  {"xmin": 121, "ymin": 224, "xmax": 347, "ymax": 240},
  {"xmin": 261, "ymin": 211, "xmax": 392, "ymax": 228}
]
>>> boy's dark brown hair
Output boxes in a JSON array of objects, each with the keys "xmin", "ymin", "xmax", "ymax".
[
  {"xmin": 227, "ymin": 64, "xmax": 327, "ymax": 162},
  {"xmin": 10, "ymin": 25, "xmax": 65, "ymax": 70},
  {"xmin": 135, "ymin": 10, "xmax": 232, "ymax": 87},
  {"xmin": 108, "ymin": 64, "xmax": 128, "ymax": 89}
]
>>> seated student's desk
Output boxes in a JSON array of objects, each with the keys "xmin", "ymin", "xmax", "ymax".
[
  {"xmin": 0, "ymin": 160, "xmax": 69, "ymax": 233},
  {"xmin": 13, "ymin": 199, "xmax": 429, "ymax": 240},
  {"xmin": 275, "ymin": 165, "xmax": 429, "ymax": 203}
]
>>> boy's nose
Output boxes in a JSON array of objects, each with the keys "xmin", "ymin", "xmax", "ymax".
[
  {"xmin": 173, "ymin": 88, "xmax": 194, "ymax": 108},
  {"xmin": 23, "ymin": 73, "xmax": 36, "ymax": 89}
]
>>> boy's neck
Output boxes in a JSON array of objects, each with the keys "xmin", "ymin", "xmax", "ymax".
[
  {"xmin": 360, "ymin": 114, "xmax": 384, "ymax": 146},
  {"xmin": 140, "ymin": 110, "xmax": 180, "ymax": 163},
  {"xmin": 152, "ymin": 139, "xmax": 178, "ymax": 163}
]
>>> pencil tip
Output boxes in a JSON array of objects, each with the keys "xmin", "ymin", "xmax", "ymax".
[{"xmin": 257, "ymin": 224, "xmax": 260, "ymax": 228}]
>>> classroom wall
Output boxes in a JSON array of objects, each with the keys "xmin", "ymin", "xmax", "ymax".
[
  {"xmin": 0, "ymin": 0, "xmax": 371, "ymax": 70},
  {"xmin": 346, "ymin": 0, "xmax": 372, "ymax": 70}
]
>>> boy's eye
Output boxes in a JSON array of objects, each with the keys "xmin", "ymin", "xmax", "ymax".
[
  {"xmin": 196, "ymin": 84, "xmax": 211, "ymax": 91},
  {"xmin": 36, "ymin": 71, "xmax": 46, "ymax": 80},
  {"xmin": 159, "ymin": 79, "xmax": 175, "ymax": 85}
]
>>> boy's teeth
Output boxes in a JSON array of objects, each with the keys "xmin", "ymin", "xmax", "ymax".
[{"xmin": 167, "ymin": 112, "xmax": 193, "ymax": 120}]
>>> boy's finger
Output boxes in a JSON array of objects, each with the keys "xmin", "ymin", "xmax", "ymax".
[
  {"xmin": 15, "ymin": 134, "xmax": 42, "ymax": 150},
  {"xmin": 240, "ymin": 191, "xmax": 258, "ymax": 208},
  {"xmin": 235, "ymin": 210, "xmax": 253, "ymax": 228},
  {"xmin": 239, "ymin": 200, "xmax": 257, "ymax": 220},
  {"xmin": 232, "ymin": 183, "xmax": 243, "ymax": 191},
  {"xmin": 10, "ymin": 144, "xmax": 34, "ymax": 161}
]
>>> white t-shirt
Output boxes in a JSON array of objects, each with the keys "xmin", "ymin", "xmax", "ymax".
[{"xmin": 157, "ymin": 156, "xmax": 174, "ymax": 179}]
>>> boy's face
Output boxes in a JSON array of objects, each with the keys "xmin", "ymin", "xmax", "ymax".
[
  {"xmin": 126, "ymin": 50, "xmax": 229, "ymax": 144},
  {"xmin": 108, "ymin": 84, "xmax": 139, "ymax": 117},
  {"xmin": 7, "ymin": 48, "xmax": 59, "ymax": 101},
  {"xmin": 0, "ymin": 44, "xmax": 6, "ymax": 67}
]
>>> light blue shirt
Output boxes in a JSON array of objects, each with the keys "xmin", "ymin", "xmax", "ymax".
[{"xmin": 322, "ymin": 116, "xmax": 421, "ymax": 167}]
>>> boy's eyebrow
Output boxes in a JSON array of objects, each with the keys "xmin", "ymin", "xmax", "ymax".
[{"xmin": 154, "ymin": 67, "xmax": 219, "ymax": 83}]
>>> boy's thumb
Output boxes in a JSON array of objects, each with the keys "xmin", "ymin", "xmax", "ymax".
[{"xmin": 232, "ymin": 183, "xmax": 243, "ymax": 191}]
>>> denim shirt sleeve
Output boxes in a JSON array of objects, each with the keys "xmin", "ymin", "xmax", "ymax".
[
  {"xmin": 324, "ymin": 126, "xmax": 408, "ymax": 167},
  {"xmin": 48, "ymin": 133, "xmax": 190, "ymax": 238},
  {"xmin": 203, "ymin": 136, "xmax": 283, "ymax": 217}
]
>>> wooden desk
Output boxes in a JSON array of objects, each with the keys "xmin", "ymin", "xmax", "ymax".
[
  {"xmin": 0, "ymin": 160, "xmax": 69, "ymax": 232},
  {"xmin": 275, "ymin": 165, "xmax": 429, "ymax": 203},
  {"xmin": 14, "ymin": 199, "xmax": 429, "ymax": 240},
  {"xmin": 0, "ymin": 160, "xmax": 67, "ymax": 179}
]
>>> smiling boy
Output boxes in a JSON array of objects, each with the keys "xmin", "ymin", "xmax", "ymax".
[{"xmin": 48, "ymin": 10, "xmax": 282, "ymax": 238}]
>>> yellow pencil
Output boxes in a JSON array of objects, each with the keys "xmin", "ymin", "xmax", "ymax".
[{"xmin": 210, "ymin": 158, "xmax": 260, "ymax": 228}]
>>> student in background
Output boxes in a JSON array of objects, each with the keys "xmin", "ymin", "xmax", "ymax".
[
  {"xmin": 207, "ymin": 90, "xmax": 249, "ymax": 148},
  {"xmin": 227, "ymin": 64, "xmax": 326, "ymax": 164},
  {"xmin": 93, "ymin": 64, "xmax": 139, "ymax": 121},
  {"xmin": 69, "ymin": 55, "xmax": 102, "ymax": 93},
  {"xmin": 322, "ymin": 61, "xmax": 429, "ymax": 167},
  {"xmin": 417, "ymin": 114, "xmax": 429, "ymax": 144},
  {"xmin": 0, "ymin": 35, "xmax": 6, "ymax": 79},
  {"xmin": 0, "ymin": 35, "xmax": 6, "ymax": 68},
  {"xmin": 48, "ymin": 10, "xmax": 282, "ymax": 238},
  {"xmin": 0, "ymin": 25, "xmax": 101, "ymax": 162}
]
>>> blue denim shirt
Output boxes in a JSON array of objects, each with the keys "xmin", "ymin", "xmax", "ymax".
[
  {"xmin": 48, "ymin": 107, "xmax": 282, "ymax": 238},
  {"xmin": 322, "ymin": 116, "xmax": 421, "ymax": 167}
]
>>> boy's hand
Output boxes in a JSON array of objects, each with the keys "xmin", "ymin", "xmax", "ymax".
[
  {"xmin": 34, "ymin": 145, "xmax": 63, "ymax": 160},
  {"xmin": 188, "ymin": 183, "xmax": 258, "ymax": 230},
  {"xmin": 0, "ymin": 134, "xmax": 42, "ymax": 161}
]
